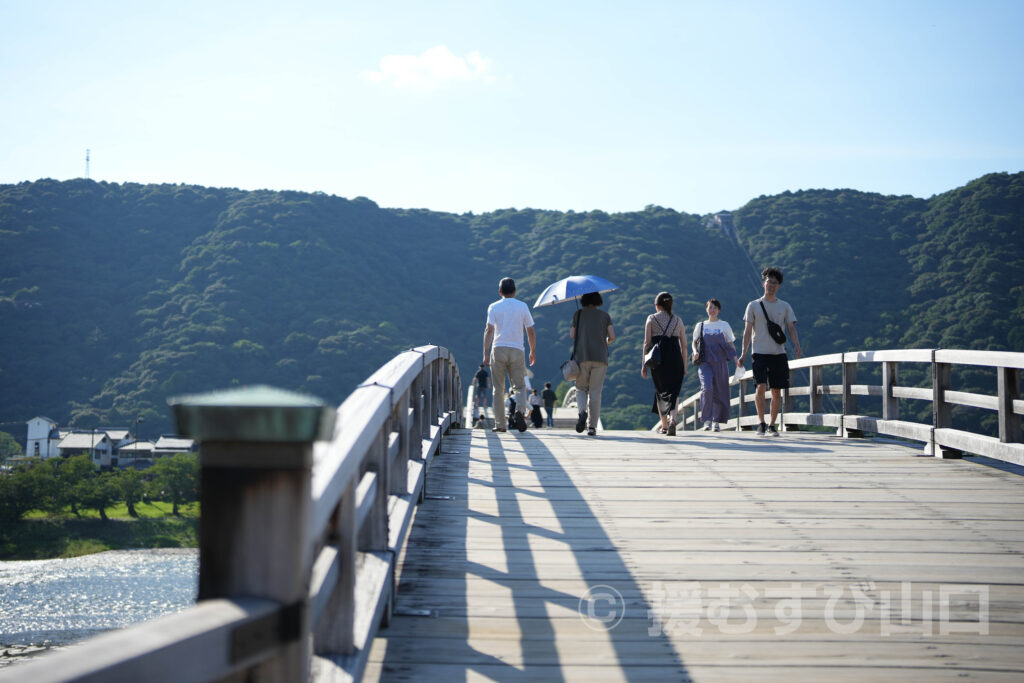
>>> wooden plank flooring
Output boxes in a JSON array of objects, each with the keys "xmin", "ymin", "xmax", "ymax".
[{"xmin": 365, "ymin": 428, "xmax": 1024, "ymax": 681}]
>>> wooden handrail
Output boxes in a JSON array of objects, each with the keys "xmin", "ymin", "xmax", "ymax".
[
  {"xmin": 2, "ymin": 345, "xmax": 462, "ymax": 683},
  {"xmin": 677, "ymin": 348, "xmax": 1024, "ymax": 465}
]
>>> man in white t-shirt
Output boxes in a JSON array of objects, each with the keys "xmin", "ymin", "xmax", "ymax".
[
  {"xmin": 738, "ymin": 267, "xmax": 802, "ymax": 437},
  {"xmin": 483, "ymin": 277, "xmax": 537, "ymax": 433}
]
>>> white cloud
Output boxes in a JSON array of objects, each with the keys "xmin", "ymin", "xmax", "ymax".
[{"xmin": 362, "ymin": 45, "xmax": 494, "ymax": 91}]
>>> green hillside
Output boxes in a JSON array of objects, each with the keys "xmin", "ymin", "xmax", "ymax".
[{"xmin": 1, "ymin": 173, "xmax": 1021, "ymax": 438}]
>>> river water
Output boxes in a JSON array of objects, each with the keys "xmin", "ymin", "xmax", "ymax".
[{"xmin": 0, "ymin": 548, "xmax": 198, "ymax": 670}]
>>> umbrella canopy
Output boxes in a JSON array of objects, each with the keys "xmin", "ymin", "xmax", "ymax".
[{"xmin": 533, "ymin": 275, "xmax": 618, "ymax": 308}]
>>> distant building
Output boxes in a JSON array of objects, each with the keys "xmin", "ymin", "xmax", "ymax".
[
  {"xmin": 26, "ymin": 417, "xmax": 63, "ymax": 459},
  {"xmin": 24, "ymin": 418, "xmax": 195, "ymax": 470},
  {"xmin": 706, "ymin": 211, "xmax": 738, "ymax": 241},
  {"xmin": 58, "ymin": 431, "xmax": 113, "ymax": 466},
  {"xmin": 154, "ymin": 436, "xmax": 196, "ymax": 457}
]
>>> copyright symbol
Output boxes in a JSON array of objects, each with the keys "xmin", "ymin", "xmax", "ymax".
[{"xmin": 579, "ymin": 584, "xmax": 625, "ymax": 631}]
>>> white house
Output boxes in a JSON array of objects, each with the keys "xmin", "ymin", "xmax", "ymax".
[
  {"xmin": 26, "ymin": 416, "xmax": 63, "ymax": 459},
  {"xmin": 154, "ymin": 436, "xmax": 196, "ymax": 456},
  {"xmin": 57, "ymin": 431, "xmax": 113, "ymax": 467}
]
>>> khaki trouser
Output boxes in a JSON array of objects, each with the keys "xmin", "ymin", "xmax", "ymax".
[
  {"xmin": 491, "ymin": 346, "xmax": 527, "ymax": 426},
  {"xmin": 575, "ymin": 361, "xmax": 607, "ymax": 430}
]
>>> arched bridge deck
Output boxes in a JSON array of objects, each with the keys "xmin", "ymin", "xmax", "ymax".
[{"xmin": 367, "ymin": 428, "xmax": 1024, "ymax": 681}]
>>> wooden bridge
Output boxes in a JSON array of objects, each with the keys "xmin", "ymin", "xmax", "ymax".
[{"xmin": 5, "ymin": 348, "xmax": 1023, "ymax": 682}]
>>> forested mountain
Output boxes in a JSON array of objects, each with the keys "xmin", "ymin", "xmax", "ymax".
[{"xmin": 1, "ymin": 173, "xmax": 1021, "ymax": 439}]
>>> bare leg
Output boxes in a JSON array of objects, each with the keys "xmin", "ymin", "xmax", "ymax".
[
  {"xmin": 755, "ymin": 383, "xmax": 768, "ymax": 423},
  {"xmin": 769, "ymin": 388, "xmax": 782, "ymax": 426}
]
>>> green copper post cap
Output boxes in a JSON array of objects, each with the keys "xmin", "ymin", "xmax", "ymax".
[{"xmin": 168, "ymin": 385, "xmax": 336, "ymax": 443}]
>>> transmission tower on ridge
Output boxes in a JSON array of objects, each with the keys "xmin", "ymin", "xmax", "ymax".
[{"xmin": 85, "ymin": 149, "xmax": 91, "ymax": 179}]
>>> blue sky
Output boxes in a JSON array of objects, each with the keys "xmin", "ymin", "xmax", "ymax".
[{"xmin": 2, "ymin": 0, "xmax": 1022, "ymax": 215}]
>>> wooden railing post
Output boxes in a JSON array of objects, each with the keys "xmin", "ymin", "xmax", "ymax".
[
  {"xmin": 809, "ymin": 365, "xmax": 823, "ymax": 414},
  {"xmin": 841, "ymin": 357, "xmax": 862, "ymax": 438},
  {"xmin": 360, "ymin": 430, "xmax": 390, "ymax": 552},
  {"xmin": 316, "ymin": 480, "xmax": 357, "ymax": 655},
  {"xmin": 932, "ymin": 356, "xmax": 961, "ymax": 458},
  {"xmin": 783, "ymin": 386, "xmax": 795, "ymax": 431},
  {"xmin": 170, "ymin": 385, "xmax": 335, "ymax": 681},
  {"xmin": 882, "ymin": 360, "xmax": 899, "ymax": 421},
  {"xmin": 392, "ymin": 390, "xmax": 411, "ymax": 495},
  {"xmin": 737, "ymin": 377, "xmax": 746, "ymax": 430},
  {"xmin": 998, "ymin": 367, "xmax": 1021, "ymax": 444}
]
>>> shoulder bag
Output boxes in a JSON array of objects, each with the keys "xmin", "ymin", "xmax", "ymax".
[
  {"xmin": 691, "ymin": 322, "xmax": 705, "ymax": 365},
  {"xmin": 561, "ymin": 310, "xmax": 581, "ymax": 381},
  {"xmin": 759, "ymin": 300, "xmax": 787, "ymax": 345},
  {"xmin": 643, "ymin": 314, "xmax": 673, "ymax": 369}
]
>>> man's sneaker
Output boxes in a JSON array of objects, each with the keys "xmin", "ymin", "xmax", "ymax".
[
  {"xmin": 514, "ymin": 412, "xmax": 528, "ymax": 432},
  {"xmin": 756, "ymin": 422, "xmax": 768, "ymax": 436},
  {"xmin": 702, "ymin": 421, "xmax": 712, "ymax": 431},
  {"xmin": 575, "ymin": 412, "xmax": 588, "ymax": 433},
  {"xmin": 492, "ymin": 426, "xmax": 506, "ymax": 433},
  {"xmin": 587, "ymin": 427, "xmax": 597, "ymax": 436},
  {"xmin": 768, "ymin": 424, "xmax": 780, "ymax": 437},
  {"xmin": 713, "ymin": 423, "xmax": 720, "ymax": 432}
]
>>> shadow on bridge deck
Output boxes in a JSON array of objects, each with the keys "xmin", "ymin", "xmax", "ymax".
[{"xmin": 366, "ymin": 429, "xmax": 1024, "ymax": 681}]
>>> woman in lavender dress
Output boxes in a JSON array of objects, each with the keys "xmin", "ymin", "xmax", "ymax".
[{"xmin": 692, "ymin": 298, "xmax": 740, "ymax": 431}]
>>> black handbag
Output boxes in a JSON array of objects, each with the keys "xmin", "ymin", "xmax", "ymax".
[
  {"xmin": 643, "ymin": 315, "xmax": 672, "ymax": 369},
  {"xmin": 759, "ymin": 300, "xmax": 787, "ymax": 344},
  {"xmin": 691, "ymin": 322, "xmax": 705, "ymax": 365},
  {"xmin": 562, "ymin": 310, "xmax": 582, "ymax": 380}
]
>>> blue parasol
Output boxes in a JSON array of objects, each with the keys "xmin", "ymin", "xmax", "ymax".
[{"xmin": 532, "ymin": 275, "xmax": 618, "ymax": 308}]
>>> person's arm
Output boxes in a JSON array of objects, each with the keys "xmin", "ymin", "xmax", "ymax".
[
  {"xmin": 482, "ymin": 323, "xmax": 494, "ymax": 365},
  {"xmin": 677, "ymin": 319, "xmax": 688, "ymax": 375},
  {"xmin": 606, "ymin": 324, "xmax": 615, "ymax": 344},
  {"xmin": 787, "ymin": 321, "xmax": 802, "ymax": 359},
  {"xmin": 641, "ymin": 318, "xmax": 652, "ymax": 377},
  {"xmin": 725, "ymin": 321, "xmax": 738, "ymax": 362},
  {"xmin": 739, "ymin": 319, "xmax": 753, "ymax": 366},
  {"xmin": 526, "ymin": 326, "xmax": 536, "ymax": 366}
]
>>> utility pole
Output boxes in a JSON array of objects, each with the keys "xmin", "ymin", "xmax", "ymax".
[{"xmin": 85, "ymin": 149, "xmax": 90, "ymax": 179}]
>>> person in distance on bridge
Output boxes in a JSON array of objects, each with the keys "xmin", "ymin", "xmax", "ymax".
[
  {"xmin": 738, "ymin": 267, "xmax": 802, "ymax": 437},
  {"xmin": 693, "ymin": 298, "xmax": 740, "ymax": 432},
  {"xmin": 542, "ymin": 382, "xmax": 557, "ymax": 427},
  {"xmin": 641, "ymin": 291, "xmax": 687, "ymax": 436},
  {"xmin": 473, "ymin": 363, "xmax": 490, "ymax": 418},
  {"xmin": 483, "ymin": 277, "xmax": 537, "ymax": 433},
  {"xmin": 570, "ymin": 291, "xmax": 616, "ymax": 436}
]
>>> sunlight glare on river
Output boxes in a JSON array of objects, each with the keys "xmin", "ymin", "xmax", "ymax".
[{"xmin": 0, "ymin": 548, "xmax": 197, "ymax": 668}]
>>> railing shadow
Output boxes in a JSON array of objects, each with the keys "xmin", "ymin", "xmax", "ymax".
[{"xmin": 372, "ymin": 429, "xmax": 688, "ymax": 680}]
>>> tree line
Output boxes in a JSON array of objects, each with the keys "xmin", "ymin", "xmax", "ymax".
[{"xmin": 0, "ymin": 454, "xmax": 198, "ymax": 523}]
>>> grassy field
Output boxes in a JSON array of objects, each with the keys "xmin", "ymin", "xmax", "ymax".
[{"xmin": 2, "ymin": 502, "xmax": 199, "ymax": 560}]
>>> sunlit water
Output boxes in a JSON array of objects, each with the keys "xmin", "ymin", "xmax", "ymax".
[{"xmin": 0, "ymin": 548, "xmax": 198, "ymax": 669}]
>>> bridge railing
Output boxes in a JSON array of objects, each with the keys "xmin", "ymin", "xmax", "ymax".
[
  {"xmin": 677, "ymin": 349, "xmax": 1024, "ymax": 465},
  {"xmin": 3, "ymin": 345, "xmax": 461, "ymax": 683}
]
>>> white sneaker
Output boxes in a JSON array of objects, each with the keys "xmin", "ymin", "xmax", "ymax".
[
  {"xmin": 713, "ymin": 423, "xmax": 720, "ymax": 432},
  {"xmin": 702, "ymin": 421, "xmax": 712, "ymax": 431}
]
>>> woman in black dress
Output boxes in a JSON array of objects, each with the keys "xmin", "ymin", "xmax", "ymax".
[{"xmin": 641, "ymin": 291, "xmax": 687, "ymax": 435}]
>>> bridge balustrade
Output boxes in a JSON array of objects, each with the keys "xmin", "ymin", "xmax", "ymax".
[
  {"xmin": 3, "ymin": 345, "xmax": 461, "ymax": 683},
  {"xmin": 678, "ymin": 349, "xmax": 1024, "ymax": 464}
]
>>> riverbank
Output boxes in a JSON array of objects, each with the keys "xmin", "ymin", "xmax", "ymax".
[{"xmin": 0, "ymin": 503, "xmax": 198, "ymax": 560}]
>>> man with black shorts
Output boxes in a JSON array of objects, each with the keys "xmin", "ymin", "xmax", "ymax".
[{"xmin": 738, "ymin": 267, "xmax": 802, "ymax": 436}]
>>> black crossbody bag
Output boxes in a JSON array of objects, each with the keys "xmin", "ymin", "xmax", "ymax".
[{"xmin": 759, "ymin": 300, "xmax": 787, "ymax": 345}]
